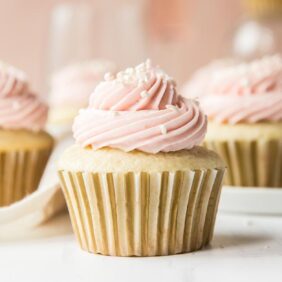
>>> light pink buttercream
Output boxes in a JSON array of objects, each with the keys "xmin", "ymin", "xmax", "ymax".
[
  {"xmin": 73, "ymin": 61, "xmax": 207, "ymax": 153},
  {"xmin": 190, "ymin": 55, "xmax": 282, "ymax": 124},
  {"xmin": 0, "ymin": 63, "xmax": 28, "ymax": 98},
  {"xmin": 49, "ymin": 60, "xmax": 116, "ymax": 108},
  {"xmin": 0, "ymin": 63, "xmax": 48, "ymax": 131}
]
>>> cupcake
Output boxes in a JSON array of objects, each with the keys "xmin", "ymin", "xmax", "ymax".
[
  {"xmin": 0, "ymin": 62, "xmax": 54, "ymax": 206},
  {"xmin": 187, "ymin": 55, "xmax": 282, "ymax": 187},
  {"xmin": 58, "ymin": 60, "xmax": 225, "ymax": 256},
  {"xmin": 48, "ymin": 59, "xmax": 116, "ymax": 130}
]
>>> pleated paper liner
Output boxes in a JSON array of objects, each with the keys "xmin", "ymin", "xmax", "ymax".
[
  {"xmin": 0, "ymin": 148, "xmax": 52, "ymax": 207},
  {"xmin": 204, "ymin": 139, "xmax": 282, "ymax": 187},
  {"xmin": 59, "ymin": 168, "xmax": 225, "ymax": 256}
]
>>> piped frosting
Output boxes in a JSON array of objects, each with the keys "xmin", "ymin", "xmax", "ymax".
[
  {"xmin": 0, "ymin": 62, "xmax": 48, "ymax": 131},
  {"xmin": 73, "ymin": 60, "xmax": 207, "ymax": 154},
  {"xmin": 187, "ymin": 55, "xmax": 282, "ymax": 124}
]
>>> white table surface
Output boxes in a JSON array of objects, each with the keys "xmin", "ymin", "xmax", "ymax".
[{"xmin": 1, "ymin": 211, "xmax": 282, "ymax": 282}]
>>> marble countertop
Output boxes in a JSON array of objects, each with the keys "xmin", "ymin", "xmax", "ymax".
[{"xmin": 1, "ymin": 211, "xmax": 282, "ymax": 282}]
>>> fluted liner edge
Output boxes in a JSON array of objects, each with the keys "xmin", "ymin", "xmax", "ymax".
[
  {"xmin": 0, "ymin": 148, "xmax": 52, "ymax": 207},
  {"xmin": 204, "ymin": 139, "xmax": 282, "ymax": 187},
  {"xmin": 59, "ymin": 168, "xmax": 225, "ymax": 256}
]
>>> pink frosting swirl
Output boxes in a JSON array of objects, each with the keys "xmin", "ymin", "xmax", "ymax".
[
  {"xmin": 73, "ymin": 61, "xmax": 207, "ymax": 153},
  {"xmin": 196, "ymin": 55, "xmax": 282, "ymax": 124},
  {"xmin": 0, "ymin": 63, "xmax": 48, "ymax": 131},
  {"xmin": 0, "ymin": 63, "xmax": 29, "ymax": 98}
]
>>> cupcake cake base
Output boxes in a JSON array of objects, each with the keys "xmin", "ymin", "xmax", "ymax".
[{"xmin": 58, "ymin": 145, "xmax": 225, "ymax": 256}]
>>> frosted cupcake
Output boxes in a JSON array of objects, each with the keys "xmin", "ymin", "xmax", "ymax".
[
  {"xmin": 58, "ymin": 60, "xmax": 225, "ymax": 256},
  {"xmin": 48, "ymin": 59, "xmax": 116, "ymax": 130},
  {"xmin": 0, "ymin": 62, "xmax": 53, "ymax": 206},
  {"xmin": 193, "ymin": 55, "xmax": 282, "ymax": 187}
]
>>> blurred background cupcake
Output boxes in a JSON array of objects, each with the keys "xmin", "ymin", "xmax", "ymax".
[
  {"xmin": 58, "ymin": 61, "xmax": 225, "ymax": 256},
  {"xmin": 184, "ymin": 55, "xmax": 282, "ymax": 187},
  {"xmin": 47, "ymin": 59, "xmax": 116, "ymax": 134},
  {"xmin": 0, "ymin": 62, "xmax": 53, "ymax": 206}
]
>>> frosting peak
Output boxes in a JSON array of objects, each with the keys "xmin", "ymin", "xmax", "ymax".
[
  {"xmin": 0, "ymin": 62, "xmax": 48, "ymax": 131},
  {"xmin": 89, "ymin": 60, "xmax": 178, "ymax": 111},
  {"xmin": 73, "ymin": 61, "xmax": 207, "ymax": 153}
]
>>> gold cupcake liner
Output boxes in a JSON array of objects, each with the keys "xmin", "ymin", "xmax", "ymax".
[
  {"xmin": 58, "ymin": 168, "xmax": 225, "ymax": 256},
  {"xmin": 0, "ymin": 148, "xmax": 52, "ymax": 207},
  {"xmin": 204, "ymin": 139, "xmax": 282, "ymax": 187}
]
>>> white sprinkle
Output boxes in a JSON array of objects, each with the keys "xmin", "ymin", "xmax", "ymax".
[
  {"xmin": 122, "ymin": 74, "xmax": 133, "ymax": 85},
  {"xmin": 140, "ymin": 90, "xmax": 150, "ymax": 98},
  {"xmin": 104, "ymin": 72, "xmax": 114, "ymax": 81},
  {"xmin": 12, "ymin": 101, "xmax": 21, "ymax": 110},
  {"xmin": 144, "ymin": 76, "xmax": 149, "ymax": 83},
  {"xmin": 160, "ymin": 125, "xmax": 167, "ymax": 135},
  {"xmin": 165, "ymin": 105, "xmax": 179, "ymax": 111},
  {"xmin": 117, "ymin": 72, "xmax": 123, "ymax": 80},
  {"xmin": 125, "ymin": 67, "xmax": 134, "ymax": 74}
]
